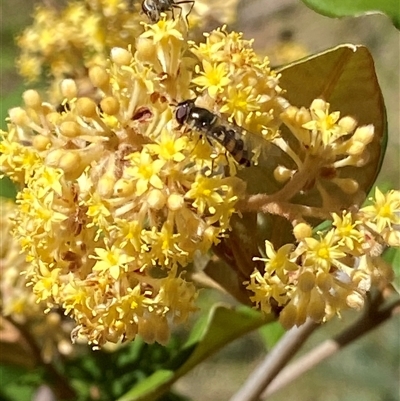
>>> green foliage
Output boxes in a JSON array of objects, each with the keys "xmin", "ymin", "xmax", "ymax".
[
  {"xmin": 117, "ymin": 305, "xmax": 270, "ymax": 401},
  {"xmin": 384, "ymin": 247, "xmax": 400, "ymax": 291},
  {"xmin": 0, "ymin": 177, "xmax": 17, "ymax": 199},
  {"xmin": 301, "ymin": 0, "xmax": 400, "ymax": 30},
  {"xmin": 0, "ymin": 364, "xmax": 43, "ymax": 401},
  {"xmin": 0, "ymin": 306, "xmax": 269, "ymax": 401},
  {"xmin": 63, "ymin": 338, "xmax": 186, "ymax": 401},
  {"xmin": 258, "ymin": 322, "xmax": 286, "ymax": 350},
  {"xmin": 0, "ymin": 71, "xmax": 24, "ymax": 200}
]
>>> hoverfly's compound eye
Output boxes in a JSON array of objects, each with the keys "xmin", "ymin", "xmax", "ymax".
[{"xmin": 175, "ymin": 100, "xmax": 194, "ymax": 125}]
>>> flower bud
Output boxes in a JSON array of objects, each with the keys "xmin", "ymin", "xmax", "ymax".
[
  {"xmin": 76, "ymin": 97, "xmax": 97, "ymax": 118},
  {"xmin": 310, "ymin": 98, "xmax": 327, "ymax": 112},
  {"xmin": 60, "ymin": 121, "xmax": 81, "ymax": 138},
  {"xmin": 273, "ymin": 165, "xmax": 293, "ymax": 183},
  {"xmin": 338, "ymin": 116, "xmax": 357, "ymax": 133},
  {"xmin": 316, "ymin": 271, "xmax": 333, "ymax": 292},
  {"xmin": 352, "ymin": 125, "xmax": 374, "ymax": 145},
  {"xmin": 23, "ymin": 89, "xmax": 42, "ymax": 109},
  {"xmin": 346, "ymin": 140, "xmax": 365, "ymax": 155},
  {"xmin": 60, "ymin": 79, "xmax": 78, "ymax": 99},
  {"xmin": 298, "ymin": 270, "xmax": 315, "ymax": 292},
  {"xmin": 295, "ymin": 107, "xmax": 312, "ymax": 126},
  {"xmin": 147, "ymin": 189, "xmax": 167, "ymax": 209},
  {"xmin": 346, "ymin": 292, "xmax": 364, "ymax": 309},
  {"xmin": 46, "ymin": 149, "xmax": 64, "ymax": 167},
  {"xmin": 46, "ymin": 112, "xmax": 62, "ymax": 125},
  {"xmin": 167, "ymin": 193, "xmax": 184, "ymax": 211},
  {"xmin": 59, "ymin": 151, "xmax": 82, "ymax": 174},
  {"xmin": 32, "ymin": 134, "xmax": 51, "ymax": 151},
  {"xmin": 279, "ymin": 303, "xmax": 297, "ymax": 329},
  {"xmin": 114, "ymin": 179, "xmax": 135, "ymax": 197},
  {"xmin": 111, "ymin": 47, "xmax": 132, "ymax": 65},
  {"xmin": 9, "ymin": 107, "xmax": 30, "ymax": 125},
  {"xmin": 100, "ymin": 96, "xmax": 120, "ymax": 115},
  {"xmin": 308, "ymin": 290, "xmax": 325, "ymax": 322},
  {"xmin": 293, "ymin": 222, "xmax": 312, "ymax": 240},
  {"xmin": 385, "ymin": 230, "xmax": 400, "ymax": 247},
  {"xmin": 89, "ymin": 66, "xmax": 109, "ymax": 89}
]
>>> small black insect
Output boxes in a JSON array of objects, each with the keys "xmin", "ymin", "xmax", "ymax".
[
  {"xmin": 141, "ymin": 0, "xmax": 195, "ymax": 22},
  {"xmin": 175, "ymin": 99, "xmax": 252, "ymax": 167}
]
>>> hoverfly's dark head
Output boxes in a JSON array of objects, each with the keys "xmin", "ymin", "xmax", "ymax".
[
  {"xmin": 175, "ymin": 100, "xmax": 195, "ymax": 126},
  {"xmin": 141, "ymin": 0, "xmax": 159, "ymax": 22}
]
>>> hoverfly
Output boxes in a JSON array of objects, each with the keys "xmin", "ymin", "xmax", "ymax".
[
  {"xmin": 175, "ymin": 99, "xmax": 252, "ymax": 167},
  {"xmin": 141, "ymin": 0, "xmax": 195, "ymax": 23}
]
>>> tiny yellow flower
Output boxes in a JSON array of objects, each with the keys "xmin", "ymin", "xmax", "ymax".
[
  {"xmin": 185, "ymin": 175, "xmax": 224, "ymax": 215},
  {"xmin": 91, "ymin": 245, "xmax": 135, "ymax": 280},
  {"xmin": 361, "ymin": 188, "xmax": 400, "ymax": 232},
  {"xmin": 192, "ymin": 60, "xmax": 231, "ymax": 97},
  {"xmin": 303, "ymin": 230, "xmax": 347, "ymax": 272},
  {"xmin": 146, "ymin": 129, "xmax": 188, "ymax": 162},
  {"xmin": 302, "ymin": 99, "xmax": 343, "ymax": 147},
  {"xmin": 141, "ymin": 18, "xmax": 184, "ymax": 43},
  {"xmin": 254, "ymin": 241, "xmax": 298, "ymax": 281},
  {"xmin": 219, "ymin": 85, "xmax": 259, "ymax": 126},
  {"xmin": 332, "ymin": 212, "xmax": 363, "ymax": 251},
  {"xmin": 127, "ymin": 149, "xmax": 166, "ymax": 196}
]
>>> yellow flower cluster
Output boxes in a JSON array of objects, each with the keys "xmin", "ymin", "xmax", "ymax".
[
  {"xmin": 17, "ymin": 0, "xmax": 239, "ymax": 101},
  {"xmin": 270, "ymin": 98, "xmax": 377, "ymax": 208},
  {"xmin": 17, "ymin": 1, "xmax": 142, "ymax": 86},
  {"xmin": 0, "ymin": 199, "xmax": 75, "ymax": 362},
  {"xmin": 1, "ymin": 0, "xmax": 398, "ymax": 346},
  {"xmin": 2, "ymin": 11, "xmax": 285, "ymax": 346},
  {"xmin": 248, "ymin": 188, "xmax": 399, "ymax": 328},
  {"xmin": 190, "ymin": 28, "xmax": 287, "ymax": 142}
]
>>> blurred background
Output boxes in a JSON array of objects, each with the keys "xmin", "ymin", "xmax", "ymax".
[{"xmin": 1, "ymin": 1, "xmax": 399, "ymax": 400}]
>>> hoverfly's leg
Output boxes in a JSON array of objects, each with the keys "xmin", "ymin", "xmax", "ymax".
[
  {"xmin": 174, "ymin": 0, "xmax": 195, "ymax": 24},
  {"xmin": 170, "ymin": 4, "xmax": 179, "ymax": 20}
]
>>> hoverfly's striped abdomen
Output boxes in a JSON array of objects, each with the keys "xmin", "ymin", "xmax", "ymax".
[
  {"xmin": 175, "ymin": 100, "xmax": 251, "ymax": 167},
  {"xmin": 209, "ymin": 125, "xmax": 250, "ymax": 167}
]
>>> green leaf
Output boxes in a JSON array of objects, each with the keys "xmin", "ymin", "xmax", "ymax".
[
  {"xmin": 0, "ymin": 177, "xmax": 18, "ymax": 199},
  {"xmin": 277, "ymin": 44, "xmax": 387, "ymax": 210},
  {"xmin": 383, "ymin": 247, "xmax": 400, "ymax": 267},
  {"xmin": 1, "ymin": 82, "xmax": 25, "ymax": 130},
  {"xmin": 0, "ymin": 364, "xmax": 38, "ymax": 401},
  {"xmin": 258, "ymin": 321, "xmax": 286, "ymax": 349},
  {"xmin": 383, "ymin": 247, "xmax": 400, "ymax": 292},
  {"xmin": 1, "ymin": 80, "xmax": 23, "ymax": 200},
  {"xmin": 301, "ymin": 0, "xmax": 400, "ymax": 30},
  {"xmin": 117, "ymin": 305, "xmax": 272, "ymax": 401}
]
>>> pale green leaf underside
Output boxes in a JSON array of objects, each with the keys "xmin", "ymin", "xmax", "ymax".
[{"xmin": 302, "ymin": 0, "xmax": 400, "ymax": 30}]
